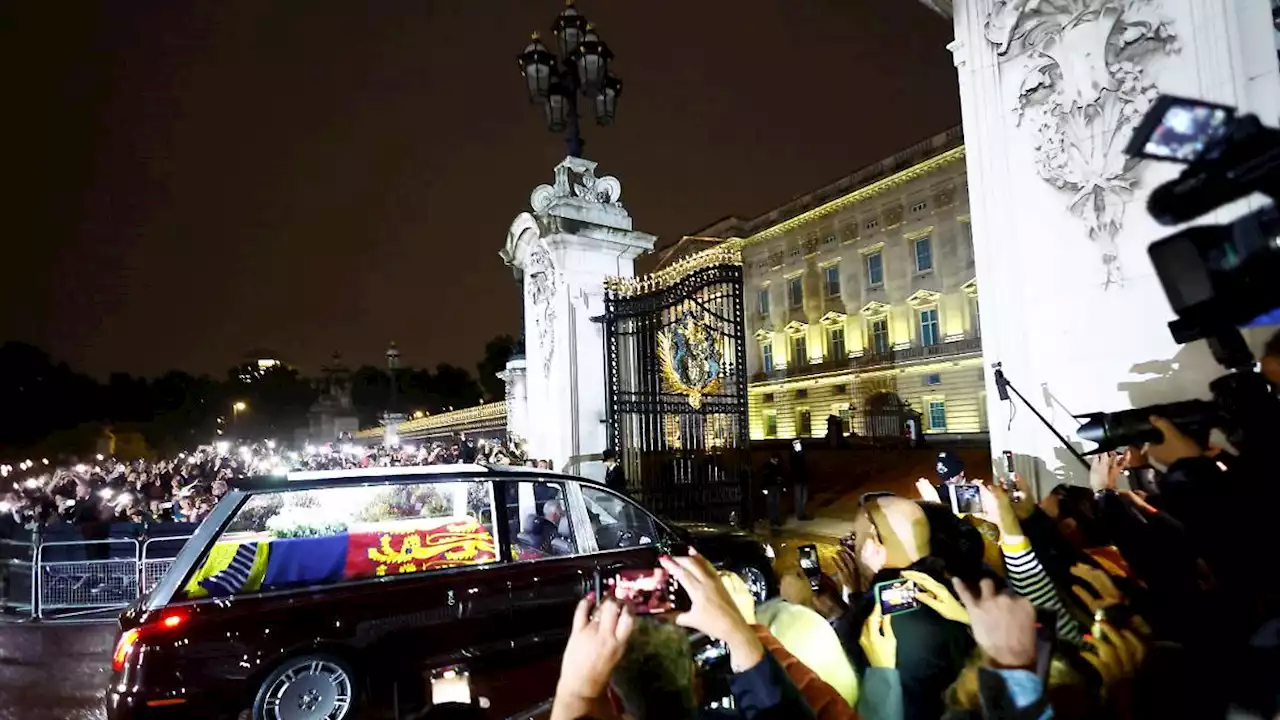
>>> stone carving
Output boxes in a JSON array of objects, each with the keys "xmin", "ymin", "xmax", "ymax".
[
  {"xmin": 530, "ymin": 156, "xmax": 623, "ymax": 212},
  {"xmin": 986, "ymin": 0, "xmax": 1178, "ymax": 287},
  {"xmin": 803, "ymin": 236, "xmax": 819, "ymax": 255},
  {"xmin": 934, "ymin": 184, "xmax": 956, "ymax": 209},
  {"xmin": 768, "ymin": 251, "xmax": 784, "ymax": 268},
  {"xmin": 883, "ymin": 204, "xmax": 904, "ymax": 228},
  {"xmin": 525, "ymin": 238, "xmax": 559, "ymax": 380}
]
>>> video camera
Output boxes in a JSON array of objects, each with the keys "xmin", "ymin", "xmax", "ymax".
[{"xmin": 1075, "ymin": 96, "xmax": 1280, "ymax": 455}]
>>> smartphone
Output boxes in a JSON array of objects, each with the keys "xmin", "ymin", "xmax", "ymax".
[
  {"xmin": 948, "ymin": 483, "xmax": 984, "ymax": 515},
  {"xmin": 874, "ymin": 578, "xmax": 920, "ymax": 616},
  {"xmin": 604, "ymin": 567, "xmax": 688, "ymax": 614},
  {"xmin": 429, "ymin": 665, "xmax": 471, "ymax": 706},
  {"xmin": 798, "ymin": 544, "xmax": 821, "ymax": 590},
  {"xmin": 1002, "ymin": 450, "xmax": 1015, "ymax": 474}
]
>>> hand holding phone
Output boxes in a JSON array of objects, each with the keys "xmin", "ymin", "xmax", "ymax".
[
  {"xmin": 875, "ymin": 578, "xmax": 920, "ymax": 615},
  {"xmin": 948, "ymin": 483, "xmax": 984, "ymax": 515},
  {"xmin": 604, "ymin": 567, "xmax": 688, "ymax": 615},
  {"xmin": 798, "ymin": 544, "xmax": 821, "ymax": 590}
]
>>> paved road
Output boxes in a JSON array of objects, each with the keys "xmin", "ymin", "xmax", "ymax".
[{"xmin": 0, "ymin": 621, "xmax": 114, "ymax": 720}]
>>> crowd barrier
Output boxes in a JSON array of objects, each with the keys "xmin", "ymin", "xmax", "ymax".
[{"xmin": 0, "ymin": 520, "xmax": 197, "ymax": 621}]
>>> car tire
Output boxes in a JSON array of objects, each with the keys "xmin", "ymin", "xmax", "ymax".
[
  {"xmin": 251, "ymin": 653, "xmax": 359, "ymax": 720},
  {"xmin": 732, "ymin": 561, "xmax": 775, "ymax": 603}
]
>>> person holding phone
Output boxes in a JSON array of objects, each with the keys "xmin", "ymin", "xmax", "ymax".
[{"xmin": 832, "ymin": 493, "xmax": 975, "ymax": 720}]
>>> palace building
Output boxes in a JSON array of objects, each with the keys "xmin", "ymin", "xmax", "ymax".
[{"xmin": 653, "ymin": 126, "xmax": 987, "ymax": 441}]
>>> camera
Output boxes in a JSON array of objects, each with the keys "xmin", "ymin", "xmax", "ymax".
[{"xmin": 1075, "ymin": 95, "xmax": 1280, "ymax": 455}]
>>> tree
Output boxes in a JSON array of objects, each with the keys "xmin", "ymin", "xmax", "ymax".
[
  {"xmin": 431, "ymin": 364, "xmax": 482, "ymax": 411},
  {"xmin": 476, "ymin": 335, "xmax": 517, "ymax": 402}
]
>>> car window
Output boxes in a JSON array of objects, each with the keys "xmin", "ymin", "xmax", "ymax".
[
  {"xmin": 183, "ymin": 480, "xmax": 497, "ymax": 599},
  {"xmin": 580, "ymin": 486, "xmax": 659, "ymax": 551},
  {"xmin": 504, "ymin": 481, "xmax": 577, "ymax": 560}
]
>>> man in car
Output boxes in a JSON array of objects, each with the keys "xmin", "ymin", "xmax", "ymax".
[{"xmin": 535, "ymin": 499, "xmax": 568, "ymax": 554}]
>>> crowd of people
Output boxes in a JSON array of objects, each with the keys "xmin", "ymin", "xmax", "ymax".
[
  {"xmin": 545, "ymin": 416, "xmax": 1280, "ymax": 719},
  {"xmin": 0, "ymin": 433, "xmax": 534, "ymax": 530}
]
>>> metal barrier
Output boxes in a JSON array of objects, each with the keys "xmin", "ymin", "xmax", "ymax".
[
  {"xmin": 36, "ymin": 538, "xmax": 140, "ymax": 619},
  {"xmin": 0, "ymin": 537, "xmax": 36, "ymax": 617},
  {"xmin": 0, "ymin": 526, "xmax": 194, "ymax": 622},
  {"xmin": 140, "ymin": 535, "xmax": 189, "ymax": 595}
]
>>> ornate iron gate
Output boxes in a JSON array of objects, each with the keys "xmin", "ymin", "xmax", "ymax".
[{"xmin": 603, "ymin": 248, "xmax": 751, "ymax": 525}]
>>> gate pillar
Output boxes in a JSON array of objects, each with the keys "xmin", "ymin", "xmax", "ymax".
[{"xmin": 501, "ymin": 157, "xmax": 657, "ymax": 471}]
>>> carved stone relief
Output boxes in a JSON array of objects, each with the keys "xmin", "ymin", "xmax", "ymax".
[
  {"xmin": 531, "ymin": 156, "xmax": 624, "ymax": 212},
  {"xmin": 882, "ymin": 204, "xmax": 904, "ymax": 228},
  {"xmin": 986, "ymin": 0, "xmax": 1178, "ymax": 287},
  {"xmin": 933, "ymin": 184, "xmax": 956, "ymax": 209},
  {"xmin": 524, "ymin": 238, "xmax": 559, "ymax": 380}
]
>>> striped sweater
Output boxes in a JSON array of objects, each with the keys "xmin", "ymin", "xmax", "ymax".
[{"xmin": 1001, "ymin": 536, "xmax": 1084, "ymax": 644}]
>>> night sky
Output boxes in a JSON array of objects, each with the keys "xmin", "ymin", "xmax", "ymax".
[{"xmin": 4, "ymin": 1, "xmax": 959, "ymax": 379}]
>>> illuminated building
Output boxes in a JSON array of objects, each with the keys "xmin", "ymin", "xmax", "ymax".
[
  {"xmin": 658, "ymin": 127, "xmax": 986, "ymax": 440},
  {"xmin": 235, "ymin": 350, "xmax": 292, "ymax": 383}
]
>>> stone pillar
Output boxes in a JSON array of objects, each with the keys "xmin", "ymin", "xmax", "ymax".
[
  {"xmin": 502, "ymin": 157, "xmax": 657, "ymax": 470},
  {"xmin": 940, "ymin": 0, "xmax": 1280, "ymax": 492},
  {"xmin": 499, "ymin": 356, "xmax": 529, "ymax": 446}
]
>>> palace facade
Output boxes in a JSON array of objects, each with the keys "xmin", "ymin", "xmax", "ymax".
[{"xmin": 656, "ymin": 127, "xmax": 987, "ymax": 441}]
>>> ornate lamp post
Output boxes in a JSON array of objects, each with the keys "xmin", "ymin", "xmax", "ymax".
[{"xmin": 517, "ymin": 1, "xmax": 623, "ymax": 158}]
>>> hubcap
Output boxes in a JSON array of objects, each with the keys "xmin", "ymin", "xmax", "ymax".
[
  {"xmin": 263, "ymin": 660, "xmax": 353, "ymax": 720},
  {"xmin": 738, "ymin": 566, "xmax": 769, "ymax": 603}
]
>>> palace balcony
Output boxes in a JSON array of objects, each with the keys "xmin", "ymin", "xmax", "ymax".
[{"xmin": 751, "ymin": 336, "xmax": 982, "ymax": 383}]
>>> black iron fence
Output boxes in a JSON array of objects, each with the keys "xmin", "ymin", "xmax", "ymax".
[{"xmin": 603, "ymin": 251, "xmax": 752, "ymax": 526}]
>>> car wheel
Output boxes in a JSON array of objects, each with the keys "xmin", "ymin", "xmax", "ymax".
[
  {"xmin": 252, "ymin": 653, "xmax": 358, "ymax": 720},
  {"xmin": 733, "ymin": 563, "xmax": 772, "ymax": 603}
]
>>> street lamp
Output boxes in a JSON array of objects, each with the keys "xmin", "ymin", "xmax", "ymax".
[
  {"xmin": 232, "ymin": 401, "xmax": 247, "ymax": 435},
  {"xmin": 517, "ymin": 1, "xmax": 623, "ymax": 158}
]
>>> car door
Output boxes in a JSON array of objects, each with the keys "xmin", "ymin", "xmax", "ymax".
[{"xmin": 573, "ymin": 482, "xmax": 670, "ymax": 581}]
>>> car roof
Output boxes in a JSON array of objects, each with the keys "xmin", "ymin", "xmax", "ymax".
[{"xmin": 231, "ymin": 463, "xmax": 578, "ymax": 492}]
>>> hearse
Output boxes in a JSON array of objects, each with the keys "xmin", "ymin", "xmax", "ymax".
[{"xmin": 106, "ymin": 464, "xmax": 775, "ymax": 720}]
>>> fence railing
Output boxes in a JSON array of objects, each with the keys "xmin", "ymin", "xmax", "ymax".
[{"xmin": 0, "ymin": 523, "xmax": 196, "ymax": 622}]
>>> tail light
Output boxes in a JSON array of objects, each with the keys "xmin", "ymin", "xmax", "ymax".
[{"xmin": 112, "ymin": 611, "xmax": 188, "ymax": 672}]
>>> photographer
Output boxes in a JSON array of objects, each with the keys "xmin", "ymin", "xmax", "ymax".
[{"xmin": 549, "ymin": 548, "xmax": 817, "ymax": 720}]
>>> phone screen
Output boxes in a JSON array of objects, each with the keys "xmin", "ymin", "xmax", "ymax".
[
  {"xmin": 429, "ymin": 665, "xmax": 472, "ymax": 705},
  {"xmin": 605, "ymin": 568, "xmax": 681, "ymax": 615},
  {"xmin": 948, "ymin": 483, "xmax": 984, "ymax": 515},
  {"xmin": 875, "ymin": 578, "xmax": 920, "ymax": 616},
  {"xmin": 798, "ymin": 544, "xmax": 820, "ymax": 589}
]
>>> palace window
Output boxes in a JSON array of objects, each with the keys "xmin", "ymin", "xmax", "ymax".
[
  {"xmin": 870, "ymin": 317, "xmax": 890, "ymax": 355},
  {"xmin": 787, "ymin": 276, "xmax": 804, "ymax": 308},
  {"xmin": 835, "ymin": 405, "xmax": 853, "ymax": 434},
  {"xmin": 764, "ymin": 411, "xmax": 778, "ymax": 438},
  {"xmin": 971, "ymin": 297, "xmax": 981, "ymax": 337},
  {"xmin": 758, "ymin": 288, "xmax": 770, "ymax": 316},
  {"xmin": 762, "ymin": 343, "xmax": 774, "ymax": 373},
  {"xmin": 824, "ymin": 265, "xmax": 841, "ymax": 297},
  {"xmin": 829, "ymin": 326, "xmax": 846, "ymax": 360},
  {"xmin": 928, "ymin": 399, "xmax": 947, "ymax": 430},
  {"xmin": 791, "ymin": 335, "xmax": 808, "ymax": 366},
  {"xmin": 910, "ymin": 201, "xmax": 928, "ymax": 213},
  {"xmin": 797, "ymin": 409, "xmax": 813, "ymax": 437},
  {"xmin": 823, "ymin": 235, "xmax": 837, "ymax": 245},
  {"xmin": 866, "ymin": 252, "xmax": 884, "ymax": 287},
  {"xmin": 920, "ymin": 308, "xmax": 940, "ymax": 346},
  {"xmin": 914, "ymin": 237, "xmax": 933, "ymax": 273},
  {"xmin": 795, "ymin": 389, "xmax": 808, "ymax": 400},
  {"xmin": 925, "ymin": 373, "xmax": 942, "ymax": 386}
]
